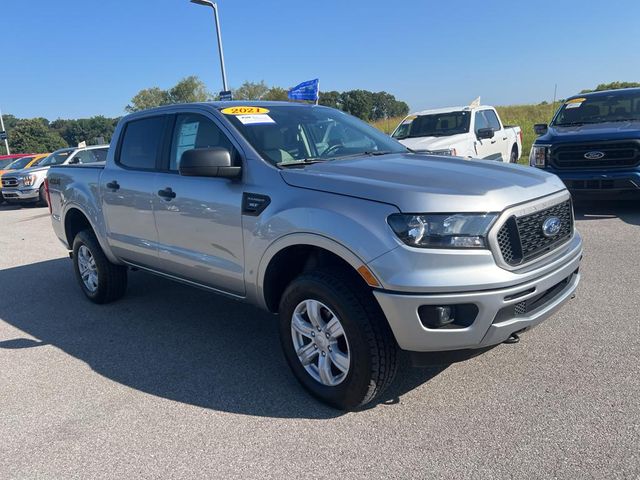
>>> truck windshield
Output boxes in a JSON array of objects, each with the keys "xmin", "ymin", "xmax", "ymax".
[
  {"xmin": 553, "ymin": 90, "xmax": 640, "ymax": 126},
  {"xmin": 0, "ymin": 159, "xmax": 15, "ymax": 169},
  {"xmin": 220, "ymin": 105, "xmax": 407, "ymax": 166},
  {"xmin": 39, "ymin": 149, "xmax": 74, "ymax": 167},
  {"xmin": 393, "ymin": 111, "xmax": 471, "ymax": 139},
  {"xmin": 6, "ymin": 156, "xmax": 35, "ymax": 170}
]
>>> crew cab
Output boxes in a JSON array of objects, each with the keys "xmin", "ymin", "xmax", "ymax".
[
  {"xmin": 392, "ymin": 104, "xmax": 522, "ymax": 163},
  {"xmin": 530, "ymin": 88, "xmax": 640, "ymax": 195},
  {"xmin": 46, "ymin": 102, "xmax": 582, "ymax": 410},
  {"xmin": 2, "ymin": 145, "xmax": 108, "ymax": 206}
]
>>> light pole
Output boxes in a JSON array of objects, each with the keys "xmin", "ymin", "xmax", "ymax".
[
  {"xmin": 190, "ymin": 0, "xmax": 229, "ymax": 94},
  {"xmin": 0, "ymin": 105, "xmax": 9, "ymax": 155}
]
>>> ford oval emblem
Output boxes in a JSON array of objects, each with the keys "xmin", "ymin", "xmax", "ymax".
[
  {"xmin": 584, "ymin": 151, "xmax": 605, "ymax": 160},
  {"xmin": 542, "ymin": 217, "xmax": 562, "ymax": 237}
]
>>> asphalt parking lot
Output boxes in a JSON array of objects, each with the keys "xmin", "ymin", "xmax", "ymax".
[{"xmin": 0, "ymin": 200, "xmax": 638, "ymax": 479}]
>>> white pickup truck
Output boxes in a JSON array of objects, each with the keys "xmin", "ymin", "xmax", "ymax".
[{"xmin": 392, "ymin": 104, "xmax": 522, "ymax": 163}]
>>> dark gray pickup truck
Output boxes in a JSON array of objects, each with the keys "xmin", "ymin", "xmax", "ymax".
[{"xmin": 46, "ymin": 102, "xmax": 582, "ymax": 409}]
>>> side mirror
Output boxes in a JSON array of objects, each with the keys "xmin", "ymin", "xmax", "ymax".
[
  {"xmin": 534, "ymin": 123, "xmax": 548, "ymax": 135},
  {"xmin": 179, "ymin": 147, "xmax": 241, "ymax": 178},
  {"xmin": 477, "ymin": 127, "xmax": 495, "ymax": 140},
  {"xmin": 68, "ymin": 157, "xmax": 80, "ymax": 165}
]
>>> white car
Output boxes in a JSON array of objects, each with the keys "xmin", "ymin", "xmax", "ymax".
[
  {"xmin": 392, "ymin": 103, "xmax": 522, "ymax": 163},
  {"xmin": 1, "ymin": 145, "xmax": 109, "ymax": 206}
]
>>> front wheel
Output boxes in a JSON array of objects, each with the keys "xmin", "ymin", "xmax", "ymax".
[
  {"xmin": 37, "ymin": 184, "xmax": 48, "ymax": 207},
  {"xmin": 509, "ymin": 146, "xmax": 519, "ymax": 163},
  {"xmin": 72, "ymin": 230, "xmax": 128, "ymax": 304},
  {"xmin": 279, "ymin": 268, "xmax": 398, "ymax": 410}
]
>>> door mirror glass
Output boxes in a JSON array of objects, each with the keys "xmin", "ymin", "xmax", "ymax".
[
  {"xmin": 534, "ymin": 123, "xmax": 548, "ymax": 135},
  {"xmin": 477, "ymin": 127, "xmax": 495, "ymax": 140},
  {"xmin": 179, "ymin": 147, "xmax": 241, "ymax": 178}
]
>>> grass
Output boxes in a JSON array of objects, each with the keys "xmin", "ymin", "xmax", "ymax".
[{"xmin": 371, "ymin": 102, "xmax": 558, "ymax": 164}]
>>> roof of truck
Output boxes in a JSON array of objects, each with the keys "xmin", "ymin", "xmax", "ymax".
[
  {"xmin": 566, "ymin": 87, "xmax": 640, "ymax": 100},
  {"xmin": 408, "ymin": 105, "xmax": 494, "ymax": 117}
]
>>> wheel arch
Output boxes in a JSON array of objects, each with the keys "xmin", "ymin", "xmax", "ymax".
[
  {"xmin": 257, "ymin": 233, "xmax": 380, "ymax": 313},
  {"xmin": 62, "ymin": 204, "xmax": 120, "ymax": 264}
]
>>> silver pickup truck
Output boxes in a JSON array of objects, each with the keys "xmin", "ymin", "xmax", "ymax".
[{"xmin": 47, "ymin": 102, "xmax": 583, "ymax": 410}]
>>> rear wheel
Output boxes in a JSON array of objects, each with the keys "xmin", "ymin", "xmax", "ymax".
[
  {"xmin": 279, "ymin": 268, "xmax": 398, "ymax": 410},
  {"xmin": 510, "ymin": 145, "xmax": 519, "ymax": 163},
  {"xmin": 72, "ymin": 229, "xmax": 127, "ymax": 304}
]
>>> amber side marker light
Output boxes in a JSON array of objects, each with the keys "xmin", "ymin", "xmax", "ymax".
[{"xmin": 357, "ymin": 265, "xmax": 380, "ymax": 287}]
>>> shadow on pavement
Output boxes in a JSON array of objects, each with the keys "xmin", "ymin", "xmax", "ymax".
[
  {"xmin": 573, "ymin": 196, "xmax": 640, "ymax": 226},
  {"xmin": 0, "ymin": 258, "xmax": 448, "ymax": 419}
]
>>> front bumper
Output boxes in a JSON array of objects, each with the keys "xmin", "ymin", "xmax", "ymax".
[
  {"xmin": 371, "ymin": 237, "xmax": 582, "ymax": 352},
  {"xmin": 2, "ymin": 187, "xmax": 39, "ymax": 202},
  {"xmin": 547, "ymin": 168, "xmax": 640, "ymax": 192}
]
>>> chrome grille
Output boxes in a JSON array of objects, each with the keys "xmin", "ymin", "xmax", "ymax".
[
  {"xmin": 496, "ymin": 199, "xmax": 574, "ymax": 267},
  {"xmin": 551, "ymin": 140, "xmax": 640, "ymax": 170},
  {"xmin": 2, "ymin": 177, "xmax": 18, "ymax": 188}
]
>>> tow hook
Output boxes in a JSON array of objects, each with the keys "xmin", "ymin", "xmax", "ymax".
[{"xmin": 503, "ymin": 333, "xmax": 520, "ymax": 344}]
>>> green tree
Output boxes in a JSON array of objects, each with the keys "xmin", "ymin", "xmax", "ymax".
[
  {"xmin": 580, "ymin": 81, "xmax": 640, "ymax": 93},
  {"xmin": 56, "ymin": 116, "xmax": 118, "ymax": 146},
  {"xmin": 125, "ymin": 87, "xmax": 170, "ymax": 113},
  {"xmin": 8, "ymin": 119, "xmax": 67, "ymax": 153},
  {"xmin": 233, "ymin": 80, "xmax": 270, "ymax": 100},
  {"xmin": 168, "ymin": 76, "xmax": 211, "ymax": 104},
  {"xmin": 125, "ymin": 76, "xmax": 211, "ymax": 112},
  {"xmin": 263, "ymin": 86, "xmax": 289, "ymax": 101},
  {"xmin": 318, "ymin": 91, "xmax": 341, "ymax": 109},
  {"xmin": 340, "ymin": 90, "xmax": 374, "ymax": 120}
]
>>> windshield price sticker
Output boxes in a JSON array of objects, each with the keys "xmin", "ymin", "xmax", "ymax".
[
  {"xmin": 565, "ymin": 98, "xmax": 586, "ymax": 109},
  {"xmin": 236, "ymin": 114, "xmax": 276, "ymax": 125},
  {"xmin": 221, "ymin": 106, "xmax": 270, "ymax": 115}
]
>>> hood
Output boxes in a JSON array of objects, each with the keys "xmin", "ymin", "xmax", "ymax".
[
  {"xmin": 538, "ymin": 121, "xmax": 640, "ymax": 144},
  {"xmin": 280, "ymin": 153, "xmax": 565, "ymax": 213},
  {"xmin": 398, "ymin": 133, "xmax": 468, "ymax": 152}
]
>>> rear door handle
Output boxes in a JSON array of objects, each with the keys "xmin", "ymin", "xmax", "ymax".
[
  {"xmin": 158, "ymin": 187, "xmax": 176, "ymax": 200},
  {"xmin": 106, "ymin": 180, "xmax": 120, "ymax": 191}
]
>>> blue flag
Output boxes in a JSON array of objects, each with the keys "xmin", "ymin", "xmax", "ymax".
[{"xmin": 288, "ymin": 79, "xmax": 319, "ymax": 102}]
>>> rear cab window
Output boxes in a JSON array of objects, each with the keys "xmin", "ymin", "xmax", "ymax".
[{"xmin": 117, "ymin": 117, "xmax": 166, "ymax": 170}]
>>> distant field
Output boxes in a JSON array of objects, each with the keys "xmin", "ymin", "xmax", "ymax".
[{"xmin": 371, "ymin": 103, "xmax": 558, "ymax": 165}]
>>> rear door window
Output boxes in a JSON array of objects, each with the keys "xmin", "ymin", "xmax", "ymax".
[{"xmin": 118, "ymin": 117, "xmax": 165, "ymax": 170}]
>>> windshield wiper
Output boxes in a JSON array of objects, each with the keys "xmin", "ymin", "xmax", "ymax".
[{"xmin": 276, "ymin": 158, "xmax": 327, "ymax": 168}]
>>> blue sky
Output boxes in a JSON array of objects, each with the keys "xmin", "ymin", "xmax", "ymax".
[{"xmin": 2, "ymin": 0, "xmax": 640, "ymax": 119}]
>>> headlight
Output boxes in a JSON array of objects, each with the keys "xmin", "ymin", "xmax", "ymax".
[
  {"xmin": 426, "ymin": 148, "xmax": 457, "ymax": 156},
  {"xmin": 529, "ymin": 145, "xmax": 550, "ymax": 167},
  {"xmin": 21, "ymin": 174, "xmax": 37, "ymax": 186},
  {"xmin": 387, "ymin": 213, "xmax": 498, "ymax": 249}
]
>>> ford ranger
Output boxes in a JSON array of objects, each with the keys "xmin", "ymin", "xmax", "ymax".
[
  {"xmin": 392, "ymin": 103, "xmax": 522, "ymax": 163},
  {"xmin": 46, "ymin": 102, "xmax": 582, "ymax": 410},
  {"xmin": 530, "ymin": 88, "xmax": 640, "ymax": 195}
]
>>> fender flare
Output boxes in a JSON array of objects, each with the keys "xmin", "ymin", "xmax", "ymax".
[
  {"xmin": 253, "ymin": 232, "xmax": 376, "ymax": 310},
  {"xmin": 62, "ymin": 202, "xmax": 121, "ymax": 265}
]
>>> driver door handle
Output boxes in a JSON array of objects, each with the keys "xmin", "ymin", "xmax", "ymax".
[
  {"xmin": 106, "ymin": 180, "xmax": 120, "ymax": 191},
  {"xmin": 158, "ymin": 187, "xmax": 176, "ymax": 200}
]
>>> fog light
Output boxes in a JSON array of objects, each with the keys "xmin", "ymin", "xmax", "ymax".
[
  {"xmin": 419, "ymin": 305, "xmax": 455, "ymax": 328},
  {"xmin": 418, "ymin": 303, "xmax": 479, "ymax": 329}
]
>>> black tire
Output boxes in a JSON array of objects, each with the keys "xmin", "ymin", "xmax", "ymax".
[
  {"xmin": 72, "ymin": 229, "xmax": 127, "ymax": 304},
  {"xmin": 510, "ymin": 145, "xmax": 519, "ymax": 163},
  {"xmin": 37, "ymin": 184, "xmax": 48, "ymax": 207},
  {"xmin": 279, "ymin": 268, "xmax": 398, "ymax": 410}
]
